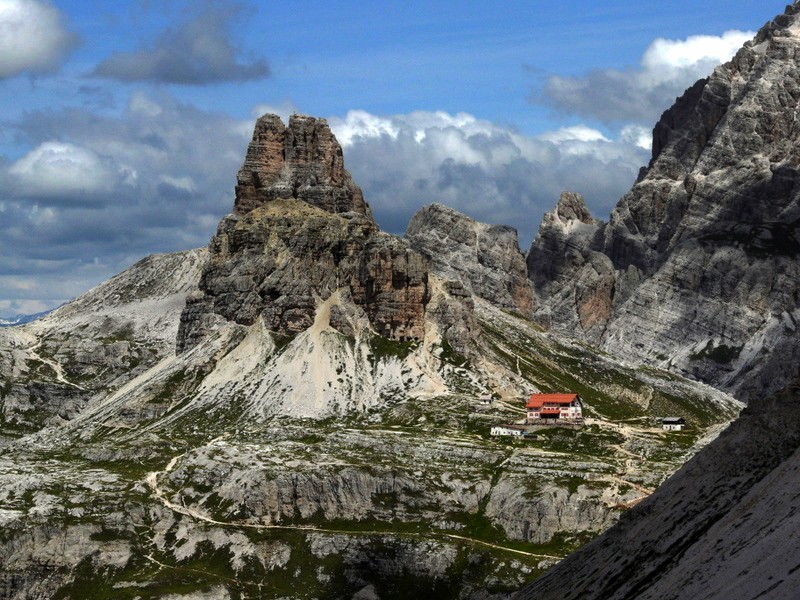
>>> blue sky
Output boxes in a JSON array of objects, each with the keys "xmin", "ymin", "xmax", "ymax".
[{"xmin": 0, "ymin": 0, "xmax": 788, "ymax": 317}]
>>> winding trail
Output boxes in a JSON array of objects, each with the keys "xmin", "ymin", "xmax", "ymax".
[
  {"xmin": 27, "ymin": 339, "xmax": 85, "ymax": 390},
  {"xmin": 145, "ymin": 452, "xmax": 562, "ymax": 561}
]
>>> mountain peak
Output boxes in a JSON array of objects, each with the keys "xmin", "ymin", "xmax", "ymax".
[
  {"xmin": 234, "ymin": 113, "xmax": 373, "ymax": 219},
  {"xmin": 554, "ymin": 191, "xmax": 596, "ymax": 225},
  {"xmin": 527, "ymin": 1, "xmax": 800, "ymax": 402}
]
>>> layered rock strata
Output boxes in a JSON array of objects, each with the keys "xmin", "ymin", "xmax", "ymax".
[
  {"xmin": 179, "ymin": 115, "xmax": 434, "ymax": 352},
  {"xmin": 178, "ymin": 200, "xmax": 429, "ymax": 351},
  {"xmin": 234, "ymin": 114, "xmax": 372, "ymax": 218},
  {"xmin": 528, "ymin": 6, "xmax": 800, "ymax": 401},
  {"xmin": 526, "ymin": 192, "xmax": 615, "ymax": 334},
  {"xmin": 405, "ymin": 203, "xmax": 534, "ymax": 316}
]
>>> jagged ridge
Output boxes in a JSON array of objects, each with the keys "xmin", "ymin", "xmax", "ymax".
[{"xmin": 528, "ymin": 4, "xmax": 800, "ymax": 403}]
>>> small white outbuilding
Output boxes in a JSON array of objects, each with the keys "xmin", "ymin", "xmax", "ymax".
[{"xmin": 662, "ymin": 417, "xmax": 686, "ymax": 431}]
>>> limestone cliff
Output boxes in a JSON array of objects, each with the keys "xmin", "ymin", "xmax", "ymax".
[
  {"xmin": 526, "ymin": 192, "xmax": 615, "ymax": 335},
  {"xmin": 518, "ymin": 4, "xmax": 800, "ymax": 599},
  {"xmin": 528, "ymin": 5, "xmax": 800, "ymax": 402},
  {"xmin": 178, "ymin": 115, "xmax": 434, "ymax": 352},
  {"xmin": 234, "ymin": 113, "xmax": 372, "ymax": 218},
  {"xmin": 405, "ymin": 203, "xmax": 534, "ymax": 316}
]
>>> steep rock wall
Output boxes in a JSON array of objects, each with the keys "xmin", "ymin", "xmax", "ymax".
[
  {"xmin": 528, "ymin": 6, "xmax": 800, "ymax": 402},
  {"xmin": 405, "ymin": 203, "xmax": 534, "ymax": 316}
]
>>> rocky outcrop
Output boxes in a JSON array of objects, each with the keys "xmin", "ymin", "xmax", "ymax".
[
  {"xmin": 0, "ymin": 248, "xmax": 206, "ymax": 432},
  {"xmin": 484, "ymin": 478, "xmax": 618, "ymax": 545},
  {"xmin": 526, "ymin": 193, "xmax": 616, "ymax": 335},
  {"xmin": 178, "ymin": 199, "xmax": 430, "ymax": 351},
  {"xmin": 234, "ymin": 114, "xmax": 372, "ymax": 218},
  {"xmin": 528, "ymin": 5, "xmax": 800, "ymax": 402},
  {"xmin": 405, "ymin": 204, "xmax": 534, "ymax": 316},
  {"xmin": 179, "ymin": 115, "xmax": 437, "ymax": 352}
]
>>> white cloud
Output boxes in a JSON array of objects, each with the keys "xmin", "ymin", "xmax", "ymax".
[
  {"xmin": 620, "ymin": 125, "xmax": 653, "ymax": 151},
  {"xmin": 0, "ymin": 0, "xmax": 75, "ymax": 78},
  {"xmin": 8, "ymin": 142, "xmax": 128, "ymax": 200},
  {"xmin": 0, "ymin": 297, "xmax": 53, "ymax": 317},
  {"xmin": 0, "ymin": 93, "xmax": 252, "ymax": 316},
  {"xmin": 329, "ymin": 109, "xmax": 401, "ymax": 146},
  {"xmin": 541, "ymin": 29, "xmax": 754, "ymax": 124},
  {"xmin": 538, "ymin": 125, "xmax": 610, "ymax": 144},
  {"xmin": 329, "ymin": 109, "xmax": 648, "ymax": 242},
  {"xmin": 158, "ymin": 175, "xmax": 196, "ymax": 193},
  {"xmin": 641, "ymin": 31, "xmax": 753, "ymax": 73}
]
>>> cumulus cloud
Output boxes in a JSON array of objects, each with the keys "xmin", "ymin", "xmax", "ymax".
[
  {"xmin": 0, "ymin": 93, "xmax": 253, "ymax": 316},
  {"xmin": 0, "ymin": 103, "xmax": 651, "ymax": 318},
  {"xmin": 7, "ymin": 142, "xmax": 134, "ymax": 202},
  {"xmin": 0, "ymin": 0, "xmax": 76, "ymax": 78},
  {"xmin": 329, "ymin": 110, "xmax": 649, "ymax": 242},
  {"xmin": 91, "ymin": 4, "xmax": 269, "ymax": 84},
  {"xmin": 539, "ymin": 30, "xmax": 754, "ymax": 124}
]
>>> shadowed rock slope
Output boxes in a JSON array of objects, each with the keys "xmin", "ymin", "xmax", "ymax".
[
  {"xmin": 528, "ymin": 3, "xmax": 800, "ymax": 403},
  {"xmin": 516, "ymin": 378, "xmax": 800, "ymax": 600}
]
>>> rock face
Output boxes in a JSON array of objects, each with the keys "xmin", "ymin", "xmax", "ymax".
[
  {"xmin": 526, "ymin": 193, "xmax": 615, "ymax": 334},
  {"xmin": 234, "ymin": 114, "xmax": 372, "ymax": 218},
  {"xmin": 528, "ymin": 6, "xmax": 800, "ymax": 402},
  {"xmin": 517, "ymin": 5, "xmax": 800, "ymax": 599},
  {"xmin": 179, "ymin": 115, "xmax": 432, "ymax": 352},
  {"xmin": 0, "ymin": 248, "xmax": 206, "ymax": 432},
  {"xmin": 405, "ymin": 204, "xmax": 534, "ymax": 316}
]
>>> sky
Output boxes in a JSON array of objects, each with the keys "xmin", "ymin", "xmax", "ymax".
[{"xmin": 0, "ymin": 0, "xmax": 788, "ymax": 318}]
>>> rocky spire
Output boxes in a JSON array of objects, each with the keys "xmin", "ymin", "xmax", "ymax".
[
  {"xmin": 234, "ymin": 114, "xmax": 373, "ymax": 219},
  {"xmin": 176, "ymin": 113, "xmax": 451, "ymax": 353},
  {"xmin": 553, "ymin": 191, "xmax": 598, "ymax": 226}
]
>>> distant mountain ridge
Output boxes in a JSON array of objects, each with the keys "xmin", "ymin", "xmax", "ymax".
[{"xmin": 0, "ymin": 310, "xmax": 53, "ymax": 327}]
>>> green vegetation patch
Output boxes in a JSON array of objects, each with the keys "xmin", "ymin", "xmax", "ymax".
[
  {"xmin": 367, "ymin": 334, "xmax": 419, "ymax": 361},
  {"xmin": 527, "ymin": 425, "xmax": 624, "ymax": 458},
  {"xmin": 150, "ymin": 368, "xmax": 197, "ymax": 404}
]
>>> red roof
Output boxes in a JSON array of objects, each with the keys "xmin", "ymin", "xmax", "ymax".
[
  {"xmin": 539, "ymin": 408, "xmax": 562, "ymax": 415},
  {"xmin": 527, "ymin": 393, "xmax": 579, "ymax": 409}
]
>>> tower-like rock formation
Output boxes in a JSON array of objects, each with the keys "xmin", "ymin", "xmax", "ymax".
[
  {"xmin": 178, "ymin": 115, "xmax": 431, "ymax": 352},
  {"xmin": 234, "ymin": 114, "xmax": 372, "ymax": 218}
]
